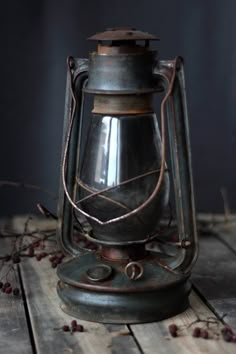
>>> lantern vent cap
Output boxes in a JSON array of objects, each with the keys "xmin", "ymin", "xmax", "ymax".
[{"xmin": 88, "ymin": 27, "xmax": 159, "ymax": 41}]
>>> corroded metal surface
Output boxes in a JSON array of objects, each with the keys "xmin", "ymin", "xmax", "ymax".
[
  {"xmin": 84, "ymin": 51, "xmax": 159, "ymax": 94},
  {"xmin": 57, "ymin": 251, "xmax": 188, "ymax": 292},
  {"xmin": 57, "ymin": 28, "xmax": 198, "ymax": 323},
  {"xmin": 88, "ymin": 27, "xmax": 159, "ymax": 41},
  {"xmin": 57, "ymin": 251, "xmax": 190, "ymax": 323}
]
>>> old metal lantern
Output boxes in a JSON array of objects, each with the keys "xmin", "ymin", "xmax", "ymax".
[{"xmin": 56, "ymin": 28, "xmax": 198, "ymax": 323}]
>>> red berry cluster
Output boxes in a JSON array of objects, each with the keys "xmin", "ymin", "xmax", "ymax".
[
  {"xmin": 49, "ymin": 254, "xmax": 65, "ymax": 269},
  {"xmin": 28, "ymin": 240, "xmax": 48, "ymax": 260},
  {"xmin": 168, "ymin": 322, "xmax": 236, "ymax": 343},
  {"xmin": 168, "ymin": 324, "xmax": 178, "ymax": 337},
  {"xmin": 169, "ymin": 323, "xmax": 210, "ymax": 339},
  {"xmin": 35, "ymin": 252, "xmax": 48, "ymax": 261},
  {"xmin": 192, "ymin": 327, "xmax": 209, "ymax": 339},
  {"xmin": 73, "ymin": 236, "xmax": 97, "ymax": 251},
  {"xmin": 0, "ymin": 281, "xmax": 20, "ymax": 296},
  {"xmin": 27, "ymin": 241, "xmax": 65, "ymax": 268},
  {"xmin": 3, "ymin": 254, "xmax": 21, "ymax": 264},
  {"xmin": 61, "ymin": 320, "xmax": 84, "ymax": 333},
  {"xmin": 221, "ymin": 326, "xmax": 236, "ymax": 343}
]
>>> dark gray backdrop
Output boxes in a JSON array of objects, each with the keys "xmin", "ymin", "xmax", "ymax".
[{"xmin": 1, "ymin": 0, "xmax": 235, "ymax": 217}]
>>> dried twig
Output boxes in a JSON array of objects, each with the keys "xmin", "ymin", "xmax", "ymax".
[{"xmin": 220, "ymin": 187, "xmax": 231, "ymax": 222}]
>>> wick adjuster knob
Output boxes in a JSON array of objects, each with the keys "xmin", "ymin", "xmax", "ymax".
[
  {"xmin": 86, "ymin": 264, "xmax": 112, "ymax": 282},
  {"xmin": 125, "ymin": 261, "xmax": 144, "ymax": 280}
]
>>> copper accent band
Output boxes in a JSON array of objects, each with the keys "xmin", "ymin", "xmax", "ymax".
[
  {"xmin": 92, "ymin": 94, "xmax": 153, "ymax": 115},
  {"xmin": 97, "ymin": 44, "xmax": 148, "ymax": 55},
  {"xmin": 101, "ymin": 245, "xmax": 146, "ymax": 261}
]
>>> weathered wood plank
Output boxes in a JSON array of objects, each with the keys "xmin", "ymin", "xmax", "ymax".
[
  {"xmin": 130, "ymin": 291, "xmax": 235, "ymax": 354},
  {"xmin": 0, "ymin": 237, "xmax": 33, "ymax": 354},
  {"xmin": 106, "ymin": 325, "xmax": 141, "ymax": 354},
  {"xmin": 193, "ymin": 234, "xmax": 236, "ymax": 300},
  {"xmin": 192, "ymin": 233, "xmax": 236, "ymax": 327},
  {"xmin": 197, "ymin": 213, "xmax": 236, "ymax": 252},
  {"xmin": 3, "ymin": 214, "xmax": 236, "ymax": 353},
  {"xmin": 20, "ymin": 255, "xmax": 141, "ymax": 354},
  {"xmin": 215, "ymin": 222, "xmax": 236, "ymax": 253},
  {"xmin": 210, "ymin": 298, "xmax": 236, "ymax": 328}
]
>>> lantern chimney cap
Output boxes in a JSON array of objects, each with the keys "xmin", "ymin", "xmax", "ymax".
[{"xmin": 88, "ymin": 27, "xmax": 159, "ymax": 41}]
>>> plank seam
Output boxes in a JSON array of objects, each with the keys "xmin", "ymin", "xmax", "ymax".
[
  {"xmin": 215, "ymin": 233, "xmax": 236, "ymax": 256},
  {"xmin": 18, "ymin": 264, "xmax": 37, "ymax": 354},
  {"xmin": 127, "ymin": 324, "xmax": 145, "ymax": 354},
  {"xmin": 192, "ymin": 284, "xmax": 227, "ymax": 324}
]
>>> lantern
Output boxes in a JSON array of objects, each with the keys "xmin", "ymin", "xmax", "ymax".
[{"xmin": 56, "ymin": 28, "xmax": 198, "ymax": 323}]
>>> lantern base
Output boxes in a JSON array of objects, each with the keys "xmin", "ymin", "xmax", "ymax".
[{"xmin": 57, "ymin": 252, "xmax": 191, "ymax": 324}]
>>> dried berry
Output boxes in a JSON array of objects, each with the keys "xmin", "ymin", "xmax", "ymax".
[
  {"xmin": 13, "ymin": 288, "xmax": 20, "ymax": 296},
  {"xmin": 4, "ymin": 282, "xmax": 11, "ymax": 288},
  {"xmin": 192, "ymin": 327, "xmax": 201, "ymax": 338},
  {"xmin": 63, "ymin": 325, "xmax": 70, "ymax": 332},
  {"xmin": 232, "ymin": 334, "xmax": 236, "ymax": 343},
  {"xmin": 33, "ymin": 241, "xmax": 40, "ymax": 248},
  {"xmin": 76, "ymin": 324, "xmax": 84, "ymax": 332},
  {"xmin": 12, "ymin": 255, "xmax": 21, "ymax": 264},
  {"xmin": 5, "ymin": 286, "xmax": 12, "ymax": 294},
  {"xmin": 71, "ymin": 320, "xmax": 77, "ymax": 328},
  {"xmin": 222, "ymin": 332, "xmax": 232, "ymax": 342},
  {"xmin": 49, "ymin": 255, "xmax": 57, "ymax": 263},
  {"xmin": 168, "ymin": 324, "xmax": 178, "ymax": 337},
  {"xmin": 28, "ymin": 247, "xmax": 34, "ymax": 257},
  {"xmin": 221, "ymin": 326, "xmax": 233, "ymax": 335},
  {"xmin": 0, "ymin": 282, "xmax": 3, "ymax": 289},
  {"xmin": 200, "ymin": 329, "xmax": 208, "ymax": 339},
  {"xmin": 36, "ymin": 254, "xmax": 42, "ymax": 261},
  {"xmin": 52, "ymin": 261, "xmax": 58, "ymax": 269},
  {"xmin": 40, "ymin": 252, "xmax": 47, "ymax": 258},
  {"xmin": 4, "ymin": 254, "xmax": 11, "ymax": 262}
]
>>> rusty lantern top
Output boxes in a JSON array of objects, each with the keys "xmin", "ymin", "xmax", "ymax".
[
  {"xmin": 88, "ymin": 27, "xmax": 159, "ymax": 41},
  {"xmin": 84, "ymin": 27, "xmax": 160, "ymax": 96}
]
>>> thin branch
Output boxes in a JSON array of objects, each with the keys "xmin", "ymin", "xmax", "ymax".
[{"xmin": 220, "ymin": 187, "xmax": 231, "ymax": 222}]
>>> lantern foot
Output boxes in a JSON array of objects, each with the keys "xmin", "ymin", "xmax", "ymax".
[{"xmin": 57, "ymin": 252, "xmax": 191, "ymax": 324}]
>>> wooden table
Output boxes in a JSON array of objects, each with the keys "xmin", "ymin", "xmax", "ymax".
[{"xmin": 0, "ymin": 215, "xmax": 236, "ymax": 354}]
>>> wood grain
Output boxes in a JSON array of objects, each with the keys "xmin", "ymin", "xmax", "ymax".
[
  {"xmin": 2, "ymin": 214, "xmax": 236, "ymax": 353},
  {"xmin": 193, "ymin": 234, "xmax": 236, "ymax": 300},
  {"xmin": 130, "ymin": 291, "xmax": 235, "ymax": 354},
  {"xmin": 20, "ymin": 255, "xmax": 141, "ymax": 354},
  {"xmin": 0, "ymin": 237, "xmax": 32, "ymax": 354},
  {"xmin": 192, "ymin": 232, "xmax": 236, "ymax": 327},
  {"xmin": 215, "ymin": 222, "xmax": 236, "ymax": 253}
]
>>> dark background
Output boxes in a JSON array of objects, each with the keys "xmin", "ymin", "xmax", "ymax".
[{"xmin": 0, "ymin": 0, "xmax": 235, "ymax": 217}]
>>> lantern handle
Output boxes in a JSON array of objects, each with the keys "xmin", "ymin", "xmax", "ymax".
[
  {"xmin": 155, "ymin": 57, "xmax": 198, "ymax": 273},
  {"xmin": 57, "ymin": 57, "xmax": 89, "ymax": 256}
]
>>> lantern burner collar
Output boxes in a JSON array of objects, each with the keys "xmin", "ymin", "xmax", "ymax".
[
  {"xmin": 85, "ymin": 28, "xmax": 159, "ymax": 95},
  {"xmin": 88, "ymin": 27, "xmax": 159, "ymax": 42}
]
